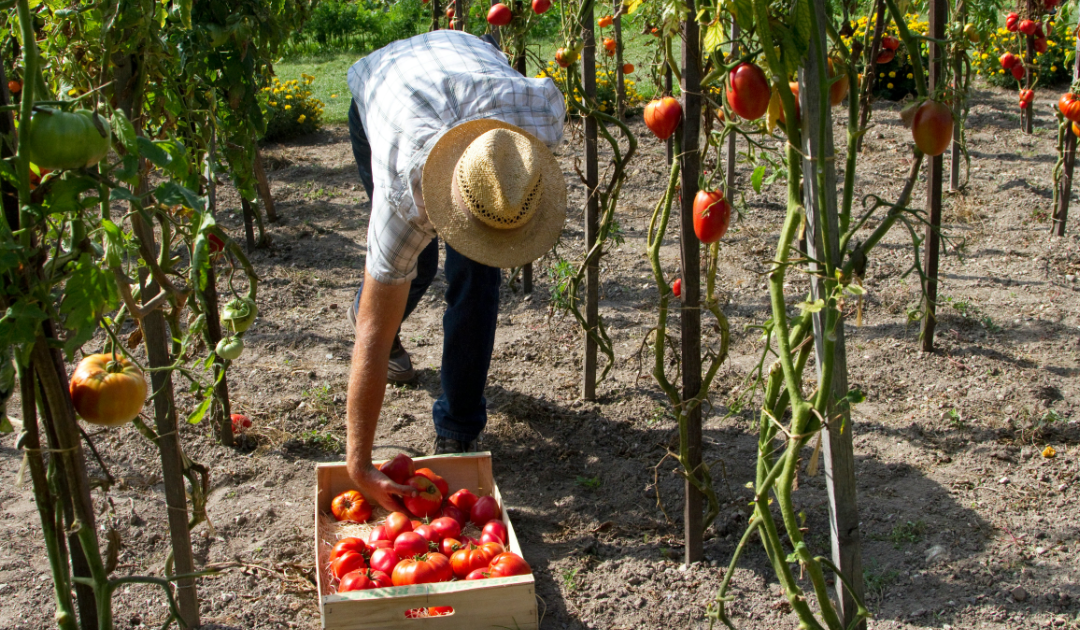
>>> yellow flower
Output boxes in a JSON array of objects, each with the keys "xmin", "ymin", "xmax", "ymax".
[
  {"xmin": 878, "ymin": 73, "xmax": 884, "ymax": 78},
  {"xmin": 887, "ymin": 82, "xmax": 894, "ymax": 88},
  {"xmin": 269, "ymin": 101, "xmax": 277, "ymax": 106},
  {"xmin": 331, "ymin": 94, "xmax": 338, "ymax": 98},
  {"xmin": 285, "ymin": 94, "xmax": 293, "ymax": 99},
  {"xmin": 298, "ymin": 114, "xmax": 306, "ymax": 123},
  {"xmin": 1052, "ymin": 66, "xmax": 1058, "ymax": 71},
  {"xmin": 889, "ymin": 71, "xmax": 896, "ymax": 77},
  {"xmin": 998, "ymin": 69, "xmax": 1005, "ymax": 74},
  {"xmin": 284, "ymin": 104, "xmax": 292, "ymax": 110},
  {"xmin": 981, "ymin": 53, "xmax": 988, "ymax": 60},
  {"xmin": 906, "ymin": 73, "xmax": 913, "ymax": 79}
]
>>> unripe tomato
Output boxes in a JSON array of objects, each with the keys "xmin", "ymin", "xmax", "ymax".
[
  {"xmin": 555, "ymin": 47, "xmax": 577, "ymax": 68},
  {"xmin": 726, "ymin": 63, "xmax": 769, "ymax": 121},
  {"xmin": 999, "ymin": 52, "xmax": 1019, "ymax": 70},
  {"xmin": 27, "ymin": 108, "xmax": 111, "ymax": 171},
  {"xmin": 1059, "ymin": 93, "xmax": 1080, "ymax": 123},
  {"xmin": 644, "ymin": 97, "xmax": 682, "ymax": 140},
  {"xmin": 672, "ymin": 278, "xmax": 682, "ymax": 298},
  {"xmin": 692, "ymin": 190, "xmax": 731, "ymax": 243},
  {"xmin": 1006, "ymin": 12, "xmax": 1019, "ymax": 32},
  {"xmin": 69, "ymin": 354, "xmax": 147, "ymax": 427},
  {"xmin": 221, "ymin": 297, "xmax": 257, "ymax": 333},
  {"xmin": 622, "ymin": 63, "xmax": 634, "ymax": 75},
  {"xmin": 910, "ymin": 100, "xmax": 953, "ymax": 157},
  {"xmin": 332, "ymin": 490, "xmax": 373, "ymax": 523},
  {"xmin": 881, "ymin": 35, "xmax": 900, "ymax": 51},
  {"xmin": 215, "ymin": 336, "xmax": 244, "ymax": 360},
  {"xmin": 964, "ymin": 24, "xmax": 979, "ymax": 43},
  {"xmin": 532, "ymin": 0, "xmax": 550, "ymax": 13},
  {"xmin": 487, "ymin": 3, "xmax": 512, "ymax": 26},
  {"xmin": 1019, "ymin": 19, "xmax": 1036, "ymax": 36}
]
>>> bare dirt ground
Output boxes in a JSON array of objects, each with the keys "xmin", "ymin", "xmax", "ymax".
[{"xmin": 2, "ymin": 79, "xmax": 1079, "ymax": 630}]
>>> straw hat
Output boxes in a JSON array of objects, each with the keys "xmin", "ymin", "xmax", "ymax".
[{"xmin": 423, "ymin": 120, "xmax": 566, "ymax": 268}]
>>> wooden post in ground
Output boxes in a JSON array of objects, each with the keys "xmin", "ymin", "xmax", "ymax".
[
  {"xmin": 680, "ymin": 1, "xmax": 704, "ymax": 565},
  {"xmin": 856, "ymin": 0, "xmax": 886, "ymax": 152},
  {"xmin": 801, "ymin": 0, "xmax": 865, "ymax": 624},
  {"xmin": 432, "ymin": 0, "xmax": 441, "ymax": 31},
  {"xmin": 1022, "ymin": 0, "xmax": 1034, "ymax": 134},
  {"xmin": 614, "ymin": 11, "xmax": 625, "ymax": 118},
  {"xmin": 253, "ymin": 148, "xmax": 277, "ymax": 223},
  {"xmin": 206, "ymin": 133, "xmax": 234, "ymax": 447},
  {"xmin": 581, "ymin": 0, "xmax": 599, "ymax": 401},
  {"xmin": 1052, "ymin": 31, "xmax": 1080, "ymax": 236},
  {"xmin": 665, "ymin": 66, "xmax": 673, "ymax": 164},
  {"xmin": 921, "ymin": 0, "xmax": 946, "ymax": 351},
  {"xmin": 725, "ymin": 21, "xmax": 739, "ymax": 201},
  {"xmin": 950, "ymin": 0, "xmax": 964, "ymax": 191}
]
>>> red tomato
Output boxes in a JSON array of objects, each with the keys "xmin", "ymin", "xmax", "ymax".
[
  {"xmin": 331, "ymin": 490, "xmax": 373, "ymax": 523},
  {"xmin": 403, "ymin": 475, "xmax": 443, "ymax": 518},
  {"xmin": 672, "ymin": 278, "xmax": 682, "ymax": 298},
  {"xmin": 488, "ymin": 552, "xmax": 532, "ymax": 577},
  {"xmin": 230, "ymin": 413, "xmax": 252, "ymax": 434},
  {"xmin": 1059, "ymin": 93, "xmax": 1080, "ymax": 123},
  {"xmin": 331, "ymin": 551, "xmax": 366, "ymax": 579},
  {"xmin": 440, "ymin": 537, "xmax": 465, "ymax": 556},
  {"xmin": 910, "ymin": 100, "xmax": 953, "ymax": 157},
  {"xmin": 414, "ymin": 524, "xmax": 440, "ymax": 544},
  {"xmin": 555, "ymin": 47, "xmax": 578, "ymax": 68},
  {"xmin": 379, "ymin": 453, "xmax": 415, "ymax": 484},
  {"xmin": 465, "ymin": 568, "xmax": 490, "ymax": 580},
  {"xmin": 726, "ymin": 63, "xmax": 769, "ymax": 121},
  {"xmin": 429, "ymin": 517, "xmax": 461, "ymax": 542},
  {"xmin": 622, "ymin": 63, "xmax": 634, "ymax": 75},
  {"xmin": 392, "ymin": 553, "xmax": 453, "ymax": 586},
  {"xmin": 448, "ymin": 489, "xmax": 478, "ymax": 514},
  {"xmin": 368, "ymin": 525, "xmax": 391, "ymax": 544},
  {"xmin": 413, "ymin": 468, "xmax": 449, "ymax": 497},
  {"xmin": 69, "ymin": 354, "xmax": 148, "ymax": 427},
  {"xmin": 603, "ymin": 37, "xmax": 616, "ymax": 52},
  {"xmin": 487, "ymin": 3, "xmax": 512, "ymax": 26},
  {"xmin": 644, "ymin": 97, "xmax": 682, "ymax": 140},
  {"xmin": 450, "ymin": 543, "xmax": 503, "ymax": 578},
  {"xmin": 1019, "ymin": 19, "xmax": 1036, "ymax": 36},
  {"xmin": 1006, "ymin": 12, "xmax": 1019, "ymax": 32},
  {"xmin": 1019, "ymin": 89, "xmax": 1035, "ymax": 104},
  {"xmin": 1034, "ymin": 38, "xmax": 1048, "ymax": 54},
  {"xmin": 1010, "ymin": 64, "xmax": 1025, "ymax": 81},
  {"xmin": 384, "ymin": 512, "xmax": 413, "ymax": 539},
  {"xmin": 369, "ymin": 547, "xmax": 400, "ymax": 575},
  {"xmin": 597, "ymin": 14, "xmax": 613, "ymax": 27},
  {"xmin": 339, "ymin": 569, "xmax": 392, "ymax": 592},
  {"xmin": 881, "ymin": 35, "xmax": 900, "ymax": 51},
  {"xmin": 827, "ymin": 59, "xmax": 849, "ymax": 107},
  {"xmin": 481, "ymin": 520, "xmax": 509, "ymax": 545},
  {"xmin": 428, "ymin": 606, "xmax": 454, "ymax": 616},
  {"xmin": 470, "ymin": 496, "xmax": 502, "ymax": 526},
  {"xmin": 999, "ymin": 52, "xmax": 1019, "ymax": 70},
  {"xmin": 692, "ymin": 190, "xmax": 731, "ymax": 243},
  {"xmin": 531, "ymin": 0, "xmax": 550, "ymax": 14},
  {"xmin": 369, "ymin": 540, "xmax": 393, "ymax": 550},
  {"xmin": 437, "ymin": 503, "xmax": 468, "ymax": 527},
  {"xmin": 445, "ymin": 5, "xmax": 454, "ymax": 18},
  {"xmin": 7, "ymin": 79, "xmax": 21, "ymax": 94},
  {"xmin": 329, "ymin": 537, "xmax": 368, "ymax": 563},
  {"xmin": 394, "ymin": 531, "xmax": 430, "ymax": 558},
  {"xmin": 876, "ymin": 49, "xmax": 895, "ymax": 65}
]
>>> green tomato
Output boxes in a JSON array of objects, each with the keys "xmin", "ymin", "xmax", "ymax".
[
  {"xmin": 221, "ymin": 297, "xmax": 258, "ymax": 333},
  {"xmin": 215, "ymin": 336, "xmax": 244, "ymax": 361},
  {"xmin": 26, "ymin": 108, "xmax": 111, "ymax": 170}
]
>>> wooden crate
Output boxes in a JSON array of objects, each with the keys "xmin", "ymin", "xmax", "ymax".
[{"xmin": 314, "ymin": 453, "xmax": 538, "ymax": 630}]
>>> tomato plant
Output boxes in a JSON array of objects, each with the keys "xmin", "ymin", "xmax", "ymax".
[
  {"xmin": 69, "ymin": 354, "xmax": 148, "ymax": 427},
  {"xmin": 331, "ymin": 490, "xmax": 373, "ymax": 523},
  {"xmin": 221, "ymin": 297, "xmax": 258, "ymax": 333}
]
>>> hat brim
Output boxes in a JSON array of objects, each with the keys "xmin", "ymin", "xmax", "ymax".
[{"xmin": 423, "ymin": 119, "xmax": 566, "ymax": 269}]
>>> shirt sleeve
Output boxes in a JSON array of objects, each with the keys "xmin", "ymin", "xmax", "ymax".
[{"xmin": 365, "ymin": 196, "xmax": 434, "ymax": 286}]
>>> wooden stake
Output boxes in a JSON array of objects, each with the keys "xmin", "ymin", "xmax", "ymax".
[
  {"xmin": 921, "ymin": 0, "xmax": 946, "ymax": 352},
  {"xmin": 513, "ymin": 44, "xmax": 533, "ymax": 294},
  {"xmin": 801, "ymin": 2, "xmax": 865, "ymax": 624},
  {"xmin": 725, "ymin": 22, "xmax": 739, "ymax": 202},
  {"xmin": 1053, "ymin": 30, "xmax": 1080, "ymax": 236},
  {"xmin": 680, "ymin": 2, "xmax": 704, "ymax": 565},
  {"xmin": 581, "ymin": 3, "xmax": 599, "ymax": 401},
  {"xmin": 241, "ymin": 197, "xmax": 256, "ymax": 252},
  {"xmin": 950, "ymin": 0, "xmax": 964, "ymax": 191},
  {"xmin": 614, "ymin": 12, "xmax": 625, "ymax": 119},
  {"xmin": 856, "ymin": 0, "xmax": 887, "ymax": 153},
  {"xmin": 253, "ymin": 147, "xmax": 277, "ymax": 223}
]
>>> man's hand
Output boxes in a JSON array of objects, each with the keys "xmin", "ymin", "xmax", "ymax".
[{"xmin": 347, "ymin": 459, "xmax": 415, "ymax": 512}]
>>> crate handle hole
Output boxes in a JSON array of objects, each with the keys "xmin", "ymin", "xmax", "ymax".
[{"xmin": 405, "ymin": 606, "xmax": 455, "ymax": 619}]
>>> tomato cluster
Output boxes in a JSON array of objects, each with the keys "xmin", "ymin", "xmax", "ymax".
[{"xmin": 328, "ymin": 454, "xmax": 531, "ymax": 594}]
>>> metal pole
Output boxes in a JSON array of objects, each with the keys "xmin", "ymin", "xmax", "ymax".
[
  {"xmin": 581, "ymin": 1, "xmax": 599, "ymax": 401},
  {"xmin": 680, "ymin": 0, "xmax": 703, "ymax": 566},
  {"xmin": 921, "ymin": 0, "xmax": 946, "ymax": 351}
]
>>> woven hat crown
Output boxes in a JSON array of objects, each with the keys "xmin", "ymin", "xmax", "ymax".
[{"xmin": 454, "ymin": 128, "xmax": 544, "ymax": 230}]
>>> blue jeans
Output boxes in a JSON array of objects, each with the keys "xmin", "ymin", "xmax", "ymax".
[{"xmin": 349, "ymin": 99, "xmax": 500, "ymax": 443}]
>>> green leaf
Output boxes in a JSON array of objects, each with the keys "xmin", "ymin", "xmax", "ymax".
[
  {"xmin": 703, "ymin": 23, "xmax": 726, "ymax": 54},
  {"xmin": 136, "ymin": 136, "xmax": 172, "ymax": 169},
  {"xmin": 109, "ymin": 187, "xmax": 141, "ymax": 207},
  {"xmin": 186, "ymin": 394, "xmax": 213, "ymax": 425},
  {"xmin": 785, "ymin": 541, "xmax": 807, "ymax": 564},
  {"xmin": 751, "ymin": 165, "xmax": 766, "ymax": 193},
  {"xmin": 155, "ymin": 182, "xmax": 205, "ymax": 214},
  {"xmin": 797, "ymin": 299, "xmax": 825, "ymax": 313},
  {"xmin": 59, "ymin": 254, "xmax": 119, "ymax": 358},
  {"xmin": 729, "ymin": 0, "xmax": 754, "ymax": 30},
  {"xmin": 0, "ymin": 416, "xmax": 12, "ymax": 433},
  {"xmin": 844, "ymin": 283, "xmax": 866, "ymax": 296},
  {"xmin": 791, "ymin": 0, "xmax": 812, "ymax": 59},
  {"xmin": 44, "ymin": 173, "xmax": 98, "ymax": 213},
  {"xmin": 0, "ymin": 301, "xmax": 48, "ymax": 349},
  {"xmin": 111, "ymin": 110, "xmax": 137, "ymax": 154},
  {"xmin": 842, "ymin": 388, "xmax": 866, "ymax": 405}
]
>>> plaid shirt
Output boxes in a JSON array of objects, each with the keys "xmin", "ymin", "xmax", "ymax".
[{"xmin": 347, "ymin": 31, "xmax": 566, "ymax": 285}]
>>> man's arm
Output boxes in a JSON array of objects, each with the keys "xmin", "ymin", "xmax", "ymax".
[{"xmin": 346, "ymin": 269, "xmax": 416, "ymax": 511}]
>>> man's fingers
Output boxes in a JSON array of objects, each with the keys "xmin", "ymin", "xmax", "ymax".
[{"xmin": 391, "ymin": 482, "xmax": 418, "ymax": 497}]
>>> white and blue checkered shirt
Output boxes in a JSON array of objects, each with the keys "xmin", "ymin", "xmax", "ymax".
[{"xmin": 347, "ymin": 30, "xmax": 566, "ymax": 285}]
